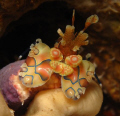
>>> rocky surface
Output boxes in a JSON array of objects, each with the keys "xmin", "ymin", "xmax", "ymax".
[
  {"xmin": 0, "ymin": 0, "xmax": 53, "ymax": 37},
  {"xmin": 0, "ymin": 92, "xmax": 14, "ymax": 116}
]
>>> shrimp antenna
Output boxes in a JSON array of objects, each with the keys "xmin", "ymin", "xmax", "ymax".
[
  {"xmin": 94, "ymin": 73, "xmax": 102, "ymax": 87},
  {"xmin": 18, "ymin": 48, "xmax": 30, "ymax": 60},
  {"xmin": 72, "ymin": 9, "xmax": 75, "ymax": 26},
  {"xmin": 18, "ymin": 41, "xmax": 36, "ymax": 60}
]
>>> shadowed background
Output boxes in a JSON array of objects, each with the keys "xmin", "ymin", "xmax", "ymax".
[{"xmin": 0, "ymin": 0, "xmax": 120, "ymax": 116}]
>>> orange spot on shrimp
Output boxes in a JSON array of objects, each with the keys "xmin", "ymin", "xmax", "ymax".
[
  {"xmin": 64, "ymin": 67, "xmax": 78, "ymax": 83},
  {"xmin": 50, "ymin": 48, "xmax": 63, "ymax": 61},
  {"xmin": 79, "ymin": 78, "xmax": 89, "ymax": 87},
  {"xmin": 25, "ymin": 57, "xmax": 35, "ymax": 66},
  {"xmin": 65, "ymin": 55, "xmax": 82, "ymax": 67}
]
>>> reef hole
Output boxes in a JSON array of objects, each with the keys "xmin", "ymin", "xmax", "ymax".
[{"xmin": 0, "ymin": 1, "xmax": 86, "ymax": 68}]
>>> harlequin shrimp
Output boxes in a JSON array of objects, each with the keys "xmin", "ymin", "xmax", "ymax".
[
  {"xmin": 19, "ymin": 10, "xmax": 101, "ymax": 100},
  {"xmin": 19, "ymin": 10, "xmax": 99, "ymax": 100}
]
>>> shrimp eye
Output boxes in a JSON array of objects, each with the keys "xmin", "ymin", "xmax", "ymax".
[
  {"xmin": 36, "ymin": 39, "xmax": 42, "ymax": 44},
  {"xmin": 36, "ymin": 40, "xmax": 39, "ymax": 44}
]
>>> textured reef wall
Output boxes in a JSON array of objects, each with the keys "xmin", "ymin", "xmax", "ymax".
[{"xmin": 0, "ymin": 0, "xmax": 120, "ymax": 116}]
